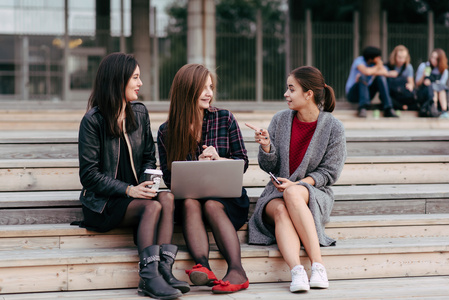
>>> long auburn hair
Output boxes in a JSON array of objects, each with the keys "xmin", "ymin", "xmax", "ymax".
[
  {"xmin": 289, "ymin": 66, "xmax": 336, "ymax": 112},
  {"xmin": 430, "ymin": 48, "xmax": 448, "ymax": 75},
  {"xmin": 88, "ymin": 52, "xmax": 138, "ymax": 137},
  {"xmin": 165, "ymin": 64, "xmax": 215, "ymax": 169}
]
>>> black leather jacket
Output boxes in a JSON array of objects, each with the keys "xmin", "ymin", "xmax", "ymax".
[{"xmin": 78, "ymin": 102, "xmax": 156, "ymax": 213}]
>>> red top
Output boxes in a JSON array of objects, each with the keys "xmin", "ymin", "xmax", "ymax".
[{"xmin": 289, "ymin": 116, "xmax": 317, "ymax": 176}]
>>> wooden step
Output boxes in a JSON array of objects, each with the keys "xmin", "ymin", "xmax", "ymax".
[
  {"xmin": 1, "ymin": 214, "xmax": 449, "ymax": 251},
  {"xmin": 3, "ymin": 154, "xmax": 449, "ymax": 168},
  {"xmin": 2, "ymin": 138, "xmax": 449, "ymax": 159},
  {"xmin": 1, "ymin": 108, "xmax": 449, "ymax": 130},
  {"xmin": 0, "ymin": 236, "xmax": 448, "ymax": 294},
  {"xmin": 0, "ymin": 107, "xmax": 428, "ymax": 122},
  {"xmin": 3, "ymin": 184, "xmax": 448, "ymax": 208},
  {"xmin": 1, "ymin": 184, "xmax": 449, "ymax": 224},
  {"xmin": 2, "ymin": 128, "xmax": 449, "ymax": 142},
  {"xmin": 1, "ymin": 156, "xmax": 448, "ymax": 193},
  {"xmin": 1, "ymin": 129, "xmax": 448, "ymax": 194},
  {"xmin": 2, "ymin": 276, "xmax": 449, "ymax": 300},
  {"xmin": 2, "ymin": 140, "xmax": 449, "ymax": 161},
  {"xmin": 330, "ymin": 183, "xmax": 449, "ymax": 215}
]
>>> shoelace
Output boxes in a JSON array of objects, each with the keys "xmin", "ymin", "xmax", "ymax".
[
  {"xmin": 312, "ymin": 267, "xmax": 327, "ymax": 280},
  {"xmin": 292, "ymin": 270, "xmax": 308, "ymax": 284}
]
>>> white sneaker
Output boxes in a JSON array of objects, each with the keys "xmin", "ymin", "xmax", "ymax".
[
  {"xmin": 439, "ymin": 112, "xmax": 449, "ymax": 119},
  {"xmin": 309, "ymin": 262, "xmax": 329, "ymax": 289},
  {"xmin": 290, "ymin": 265, "xmax": 310, "ymax": 292}
]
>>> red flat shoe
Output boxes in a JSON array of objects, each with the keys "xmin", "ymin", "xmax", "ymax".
[
  {"xmin": 212, "ymin": 279, "xmax": 249, "ymax": 293},
  {"xmin": 185, "ymin": 264, "xmax": 217, "ymax": 286}
]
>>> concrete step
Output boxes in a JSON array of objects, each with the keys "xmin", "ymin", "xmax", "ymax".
[
  {"xmin": 2, "ymin": 276, "xmax": 449, "ymax": 300},
  {"xmin": 0, "ymin": 236, "xmax": 448, "ymax": 294}
]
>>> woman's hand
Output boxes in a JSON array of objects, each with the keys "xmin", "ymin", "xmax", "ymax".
[
  {"xmin": 245, "ymin": 123, "xmax": 271, "ymax": 152},
  {"xmin": 128, "ymin": 181, "xmax": 157, "ymax": 199},
  {"xmin": 424, "ymin": 78, "xmax": 431, "ymax": 86},
  {"xmin": 405, "ymin": 82, "xmax": 414, "ymax": 92},
  {"xmin": 272, "ymin": 177, "xmax": 296, "ymax": 193},
  {"xmin": 199, "ymin": 145, "xmax": 221, "ymax": 160},
  {"xmin": 387, "ymin": 70, "xmax": 399, "ymax": 78}
]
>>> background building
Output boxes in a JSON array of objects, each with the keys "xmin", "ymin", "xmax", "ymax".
[{"xmin": 1, "ymin": 0, "xmax": 449, "ymax": 102}]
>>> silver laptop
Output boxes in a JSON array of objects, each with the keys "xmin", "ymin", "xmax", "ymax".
[{"xmin": 170, "ymin": 160, "xmax": 244, "ymax": 199}]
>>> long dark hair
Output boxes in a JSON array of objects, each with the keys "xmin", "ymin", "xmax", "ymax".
[
  {"xmin": 88, "ymin": 52, "xmax": 138, "ymax": 137},
  {"xmin": 165, "ymin": 64, "xmax": 216, "ymax": 169},
  {"xmin": 289, "ymin": 66, "xmax": 335, "ymax": 112}
]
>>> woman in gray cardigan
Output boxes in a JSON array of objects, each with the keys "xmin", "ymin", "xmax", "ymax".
[{"xmin": 246, "ymin": 66, "xmax": 346, "ymax": 293}]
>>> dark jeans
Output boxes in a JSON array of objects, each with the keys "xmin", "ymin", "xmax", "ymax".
[{"xmin": 347, "ymin": 75, "xmax": 393, "ymax": 110}]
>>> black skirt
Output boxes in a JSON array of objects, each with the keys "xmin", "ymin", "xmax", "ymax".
[
  {"xmin": 174, "ymin": 187, "xmax": 249, "ymax": 231},
  {"xmin": 80, "ymin": 196, "xmax": 133, "ymax": 232}
]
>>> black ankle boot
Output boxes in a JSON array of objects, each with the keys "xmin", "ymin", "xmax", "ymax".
[
  {"xmin": 159, "ymin": 244, "xmax": 191, "ymax": 293},
  {"xmin": 138, "ymin": 245, "xmax": 182, "ymax": 299}
]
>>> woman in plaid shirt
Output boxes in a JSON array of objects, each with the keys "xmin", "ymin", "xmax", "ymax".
[{"xmin": 157, "ymin": 64, "xmax": 250, "ymax": 294}]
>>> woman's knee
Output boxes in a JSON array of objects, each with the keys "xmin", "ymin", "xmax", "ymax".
[
  {"xmin": 183, "ymin": 198, "xmax": 201, "ymax": 214},
  {"xmin": 203, "ymin": 200, "xmax": 225, "ymax": 216},
  {"xmin": 203, "ymin": 200, "xmax": 229, "ymax": 227},
  {"xmin": 158, "ymin": 191, "xmax": 175, "ymax": 212},
  {"xmin": 283, "ymin": 185, "xmax": 309, "ymax": 206},
  {"xmin": 267, "ymin": 200, "xmax": 289, "ymax": 221},
  {"xmin": 142, "ymin": 200, "xmax": 162, "ymax": 217}
]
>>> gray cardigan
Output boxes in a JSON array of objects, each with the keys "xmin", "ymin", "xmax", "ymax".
[{"xmin": 248, "ymin": 109, "xmax": 347, "ymax": 247}]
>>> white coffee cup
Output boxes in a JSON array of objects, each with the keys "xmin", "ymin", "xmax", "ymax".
[{"xmin": 144, "ymin": 169, "xmax": 163, "ymax": 192}]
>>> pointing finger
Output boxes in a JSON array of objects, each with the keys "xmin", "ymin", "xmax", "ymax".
[{"xmin": 245, "ymin": 123, "xmax": 259, "ymax": 131}]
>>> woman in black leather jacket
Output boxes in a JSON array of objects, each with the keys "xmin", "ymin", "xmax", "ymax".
[{"xmin": 78, "ymin": 52, "xmax": 188, "ymax": 299}]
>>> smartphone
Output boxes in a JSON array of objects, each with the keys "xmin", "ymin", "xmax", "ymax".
[{"xmin": 268, "ymin": 172, "xmax": 281, "ymax": 185}]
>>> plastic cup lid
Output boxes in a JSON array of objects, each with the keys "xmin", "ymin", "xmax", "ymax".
[{"xmin": 144, "ymin": 169, "xmax": 163, "ymax": 175}]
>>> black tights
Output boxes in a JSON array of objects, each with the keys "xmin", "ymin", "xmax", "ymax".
[
  {"xmin": 121, "ymin": 191, "xmax": 175, "ymax": 253},
  {"xmin": 182, "ymin": 199, "xmax": 247, "ymax": 284}
]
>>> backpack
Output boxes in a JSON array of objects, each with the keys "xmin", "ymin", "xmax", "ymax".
[
  {"xmin": 416, "ymin": 84, "xmax": 440, "ymax": 118},
  {"xmin": 418, "ymin": 99, "xmax": 440, "ymax": 117},
  {"xmin": 387, "ymin": 64, "xmax": 416, "ymax": 105}
]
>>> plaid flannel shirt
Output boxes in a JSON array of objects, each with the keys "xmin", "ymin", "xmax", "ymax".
[{"xmin": 157, "ymin": 106, "xmax": 248, "ymax": 188}]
